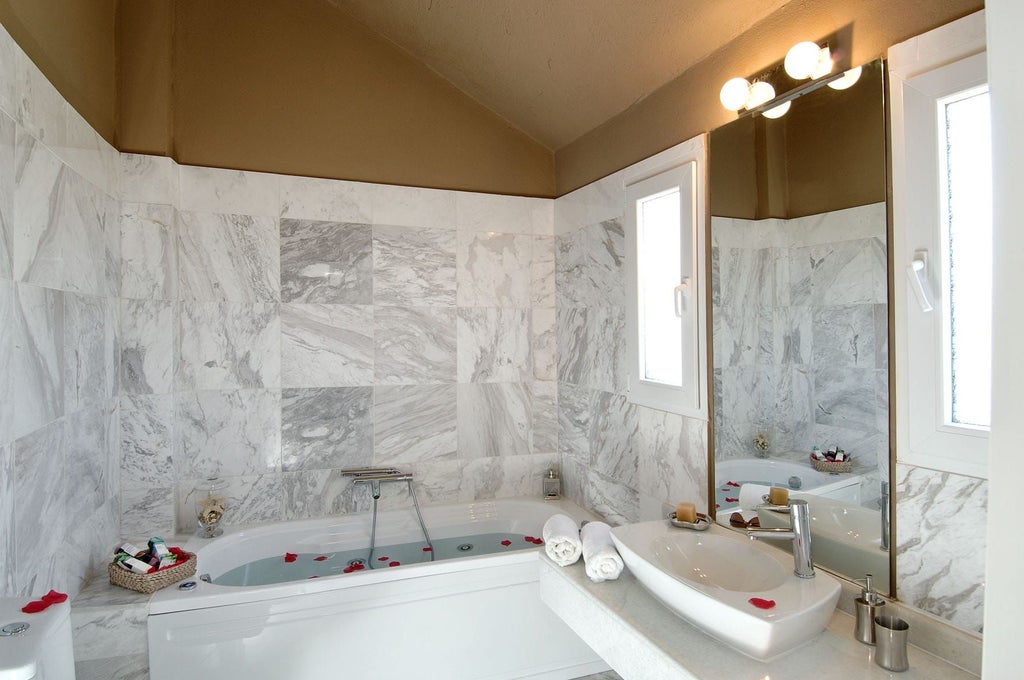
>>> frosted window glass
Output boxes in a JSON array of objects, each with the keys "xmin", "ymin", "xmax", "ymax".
[
  {"xmin": 638, "ymin": 189, "xmax": 683, "ymax": 386},
  {"xmin": 944, "ymin": 90, "xmax": 992, "ymax": 428}
]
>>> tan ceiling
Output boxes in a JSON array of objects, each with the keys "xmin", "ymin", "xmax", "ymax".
[{"xmin": 326, "ymin": 0, "xmax": 791, "ymax": 150}]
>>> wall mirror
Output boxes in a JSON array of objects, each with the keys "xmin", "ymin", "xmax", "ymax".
[{"xmin": 707, "ymin": 59, "xmax": 892, "ymax": 593}]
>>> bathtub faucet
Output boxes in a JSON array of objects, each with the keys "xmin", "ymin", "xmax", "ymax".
[
  {"xmin": 747, "ymin": 498, "xmax": 815, "ymax": 579},
  {"xmin": 343, "ymin": 469, "xmax": 414, "ymax": 500}
]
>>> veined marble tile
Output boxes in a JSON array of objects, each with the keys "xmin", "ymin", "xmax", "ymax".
[
  {"xmin": 120, "ymin": 394, "xmax": 174, "ymax": 486},
  {"xmin": 71, "ymin": 603, "xmax": 148, "ymax": 662},
  {"xmin": 589, "ymin": 391, "xmax": 639, "ymax": 489},
  {"xmin": 177, "ymin": 473, "xmax": 284, "ymax": 530},
  {"xmin": 813, "ymin": 366, "xmax": 878, "ymax": 433},
  {"xmin": 811, "ymin": 304, "xmax": 877, "ymax": 368},
  {"xmin": 64, "ymin": 406, "xmax": 108, "ymax": 523},
  {"xmin": 769, "ymin": 365, "xmax": 814, "ymax": 454},
  {"xmin": 59, "ymin": 169, "xmax": 107, "ymax": 297},
  {"xmin": 553, "ymin": 171, "xmax": 623, "ymax": 236},
  {"xmin": 100, "ymin": 191, "xmax": 119, "ymax": 299},
  {"xmin": 532, "ymin": 308, "xmax": 557, "ymax": 381},
  {"xmin": 557, "ymin": 381, "xmax": 592, "ymax": 463},
  {"xmin": 456, "ymin": 232, "xmax": 532, "ymax": 307},
  {"xmin": 281, "ymin": 387, "xmax": 373, "ymax": 471},
  {"xmin": 279, "ymin": 218, "xmax": 371, "ymax": 304},
  {"xmin": 178, "ymin": 211, "xmax": 279, "ymax": 303},
  {"xmin": 75, "ymin": 653, "xmax": 150, "ymax": 680},
  {"xmin": 0, "ymin": 279, "xmax": 13, "ymax": 443},
  {"xmin": 14, "ymin": 418, "xmax": 66, "ymax": 596},
  {"xmin": 456, "ymin": 192, "xmax": 552, "ymax": 235},
  {"xmin": 282, "ymin": 469, "xmax": 358, "ymax": 520},
  {"xmin": 896, "ymin": 464, "xmax": 987, "ymax": 633},
  {"xmin": 121, "ymin": 152, "xmax": 179, "ymax": 205},
  {"xmin": 64, "ymin": 499, "xmax": 116, "ymax": 596},
  {"xmin": 12, "ymin": 283, "xmax": 63, "ymax": 440},
  {"xmin": 103, "ymin": 398, "xmax": 119, "ymax": 500},
  {"xmin": 120, "ymin": 485, "xmax": 175, "ymax": 538},
  {"xmin": 770, "ymin": 305, "xmax": 812, "ymax": 366},
  {"xmin": 556, "ymin": 307, "xmax": 587, "ymax": 386},
  {"xmin": 0, "ymin": 110, "xmax": 13, "ymax": 280},
  {"xmin": 372, "ymin": 224, "xmax": 456, "ymax": 306},
  {"xmin": 374, "ymin": 306, "xmax": 456, "ymax": 384},
  {"xmin": 13, "ymin": 130, "xmax": 63, "ymax": 287},
  {"xmin": 532, "ymin": 235, "xmax": 556, "ymax": 307},
  {"xmin": 373, "ymin": 384, "xmax": 457, "ymax": 466},
  {"xmin": 102, "ymin": 297, "xmax": 119, "ymax": 401},
  {"xmin": 637, "ymin": 409, "xmax": 707, "ymax": 520},
  {"xmin": 119, "ymin": 299, "xmax": 174, "ymax": 395},
  {"xmin": 584, "ymin": 468, "xmax": 639, "ymax": 526},
  {"xmin": 457, "ymin": 383, "xmax": 531, "ymax": 458},
  {"xmin": 63, "ymin": 292, "xmax": 106, "ymax": 413},
  {"xmin": 59, "ymin": 104, "xmax": 119, "ymax": 200},
  {"xmin": 558, "ymin": 455, "xmax": 587, "ymax": 508},
  {"xmin": 373, "ymin": 184, "xmax": 455, "ymax": 230},
  {"xmin": 177, "ymin": 302, "xmax": 280, "ymax": 390},
  {"xmin": 713, "ymin": 365, "xmax": 769, "ymax": 460},
  {"xmin": 281, "ymin": 303, "xmax": 373, "ymax": 387},
  {"xmin": 174, "ymin": 389, "xmax": 281, "ymax": 478},
  {"xmin": 555, "ymin": 219, "xmax": 624, "ymax": 309},
  {"xmin": 531, "ymin": 381, "xmax": 558, "ymax": 454},
  {"xmin": 457, "ymin": 308, "xmax": 531, "ymax": 383},
  {"xmin": 280, "ymin": 175, "xmax": 372, "ymax": 223},
  {"xmin": 0, "ymin": 443, "xmax": 13, "ymax": 595},
  {"xmin": 16, "ymin": 48, "xmax": 67, "ymax": 147},
  {"xmin": 0, "ymin": 25, "xmax": 17, "ymax": 121},
  {"xmin": 558, "ymin": 307, "xmax": 626, "ymax": 393},
  {"xmin": 120, "ymin": 202, "xmax": 176, "ymax": 300},
  {"xmin": 789, "ymin": 237, "xmax": 887, "ymax": 307},
  {"xmin": 179, "ymin": 165, "xmax": 280, "ymax": 216}
]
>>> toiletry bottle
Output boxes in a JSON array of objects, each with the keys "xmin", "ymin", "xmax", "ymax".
[
  {"xmin": 854, "ymin": 574, "xmax": 886, "ymax": 645},
  {"xmin": 543, "ymin": 468, "xmax": 561, "ymax": 500}
]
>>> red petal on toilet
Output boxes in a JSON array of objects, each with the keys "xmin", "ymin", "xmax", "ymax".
[
  {"xmin": 20, "ymin": 600, "xmax": 48, "ymax": 614},
  {"xmin": 500, "ymin": 540, "xmax": 512, "ymax": 546},
  {"xmin": 41, "ymin": 590, "xmax": 67, "ymax": 604},
  {"xmin": 314, "ymin": 555, "xmax": 327, "ymax": 562},
  {"xmin": 748, "ymin": 598, "xmax": 776, "ymax": 610},
  {"xmin": 389, "ymin": 561, "xmax": 400, "ymax": 567},
  {"xmin": 422, "ymin": 547, "xmax": 432, "ymax": 552},
  {"xmin": 284, "ymin": 552, "xmax": 298, "ymax": 563}
]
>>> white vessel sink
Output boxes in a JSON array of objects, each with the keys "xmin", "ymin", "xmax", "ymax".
[{"xmin": 610, "ymin": 521, "xmax": 840, "ymax": 661}]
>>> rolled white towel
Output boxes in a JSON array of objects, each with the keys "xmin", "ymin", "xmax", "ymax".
[
  {"xmin": 739, "ymin": 483, "xmax": 772, "ymax": 510},
  {"xmin": 542, "ymin": 514, "xmax": 582, "ymax": 567},
  {"xmin": 580, "ymin": 521, "xmax": 623, "ymax": 583}
]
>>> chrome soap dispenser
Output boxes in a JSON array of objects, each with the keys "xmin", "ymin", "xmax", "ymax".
[
  {"xmin": 542, "ymin": 468, "xmax": 561, "ymax": 500},
  {"xmin": 854, "ymin": 574, "xmax": 886, "ymax": 644}
]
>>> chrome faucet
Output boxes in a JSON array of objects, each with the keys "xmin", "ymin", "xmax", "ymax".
[{"xmin": 747, "ymin": 498, "xmax": 815, "ymax": 579}]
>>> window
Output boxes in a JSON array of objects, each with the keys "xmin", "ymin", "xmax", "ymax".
[
  {"xmin": 624, "ymin": 135, "xmax": 707, "ymax": 417},
  {"xmin": 890, "ymin": 12, "xmax": 990, "ymax": 478}
]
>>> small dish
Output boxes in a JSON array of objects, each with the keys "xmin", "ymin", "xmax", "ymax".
[{"xmin": 668, "ymin": 512, "xmax": 712, "ymax": 531}]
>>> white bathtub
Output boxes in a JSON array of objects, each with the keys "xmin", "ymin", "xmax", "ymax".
[
  {"xmin": 715, "ymin": 457, "xmax": 864, "ymax": 507},
  {"xmin": 148, "ymin": 497, "xmax": 609, "ymax": 680}
]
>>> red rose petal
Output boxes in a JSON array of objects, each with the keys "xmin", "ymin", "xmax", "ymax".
[
  {"xmin": 284, "ymin": 552, "xmax": 298, "ymax": 563},
  {"xmin": 532, "ymin": 538, "xmax": 544, "ymax": 545},
  {"xmin": 422, "ymin": 547, "xmax": 432, "ymax": 552},
  {"xmin": 725, "ymin": 497, "xmax": 739, "ymax": 503},
  {"xmin": 20, "ymin": 600, "xmax": 48, "ymax": 614},
  {"xmin": 748, "ymin": 597, "xmax": 776, "ymax": 610},
  {"xmin": 314, "ymin": 555, "xmax": 327, "ymax": 562},
  {"xmin": 524, "ymin": 536, "xmax": 535, "ymax": 542},
  {"xmin": 41, "ymin": 590, "xmax": 68, "ymax": 604},
  {"xmin": 715, "ymin": 503, "xmax": 721, "ymax": 508},
  {"xmin": 389, "ymin": 561, "xmax": 400, "ymax": 567},
  {"xmin": 352, "ymin": 563, "xmax": 365, "ymax": 570},
  {"xmin": 377, "ymin": 556, "xmax": 389, "ymax": 561},
  {"xmin": 500, "ymin": 540, "xmax": 512, "ymax": 546},
  {"xmin": 727, "ymin": 481, "xmax": 741, "ymax": 487},
  {"xmin": 343, "ymin": 566, "xmax": 355, "ymax": 574}
]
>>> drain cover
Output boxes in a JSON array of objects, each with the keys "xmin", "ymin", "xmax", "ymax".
[
  {"xmin": 457, "ymin": 543, "xmax": 473, "ymax": 552},
  {"xmin": 348, "ymin": 558, "xmax": 366, "ymax": 567},
  {"xmin": 0, "ymin": 622, "xmax": 29, "ymax": 637}
]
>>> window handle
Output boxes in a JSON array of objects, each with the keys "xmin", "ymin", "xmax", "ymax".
[
  {"xmin": 674, "ymin": 278, "xmax": 691, "ymax": 317},
  {"xmin": 907, "ymin": 250, "xmax": 934, "ymax": 313}
]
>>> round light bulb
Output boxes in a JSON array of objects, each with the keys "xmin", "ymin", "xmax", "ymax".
[
  {"xmin": 762, "ymin": 100, "xmax": 791, "ymax": 119},
  {"xmin": 827, "ymin": 65, "xmax": 863, "ymax": 90},
  {"xmin": 810, "ymin": 46, "xmax": 833, "ymax": 79},
  {"xmin": 785, "ymin": 41, "xmax": 821, "ymax": 79},
  {"xmin": 720, "ymin": 77, "xmax": 751, "ymax": 111},
  {"xmin": 745, "ymin": 81, "xmax": 776, "ymax": 109}
]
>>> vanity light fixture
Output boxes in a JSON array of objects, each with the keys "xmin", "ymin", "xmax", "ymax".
[{"xmin": 828, "ymin": 65, "xmax": 863, "ymax": 90}]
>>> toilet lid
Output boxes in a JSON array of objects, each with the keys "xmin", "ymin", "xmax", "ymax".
[{"xmin": 0, "ymin": 598, "xmax": 70, "ymax": 680}]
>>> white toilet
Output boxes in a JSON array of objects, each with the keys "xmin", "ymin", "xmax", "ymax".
[{"xmin": 0, "ymin": 597, "xmax": 75, "ymax": 679}]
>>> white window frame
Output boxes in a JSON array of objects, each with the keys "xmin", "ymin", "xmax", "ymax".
[
  {"xmin": 624, "ymin": 135, "xmax": 707, "ymax": 418},
  {"xmin": 890, "ymin": 10, "xmax": 989, "ymax": 478}
]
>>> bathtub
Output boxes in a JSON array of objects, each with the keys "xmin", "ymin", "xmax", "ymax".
[
  {"xmin": 147, "ymin": 497, "xmax": 609, "ymax": 680},
  {"xmin": 714, "ymin": 457, "xmax": 864, "ymax": 509}
]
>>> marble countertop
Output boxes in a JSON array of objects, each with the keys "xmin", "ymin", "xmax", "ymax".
[{"xmin": 539, "ymin": 555, "xmax": 978, "ymax": 680}]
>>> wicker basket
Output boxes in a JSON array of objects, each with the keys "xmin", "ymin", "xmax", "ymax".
[
  {"xmin": 108, "ymin": 553, "xmax": 197, "ymax": 594},
  {"xmin": 810, "ymin": 457, "xmax": 853, "ymax": 474}
]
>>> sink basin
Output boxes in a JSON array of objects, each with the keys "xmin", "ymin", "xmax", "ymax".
[{"xmin": 610, "ymin": 521, "xmax": 840, "ymax": 661}]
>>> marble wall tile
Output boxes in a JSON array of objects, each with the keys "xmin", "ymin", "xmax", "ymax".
[
  {"xmin": 584, "ymin": 468, "xmax": 639, "ymax": 526},
  {"xmin": 64, "ymin": 406, "xmax": 108, "ymax": 526},
  {"xmin": 373, "ymin": 384, "xmax": 457, "ymax": 466},
  {"xmin": 75, "ymin": 653, "xmax": 150, "ymax": 680},
  {"xmin": 456, "ymin": 232, "xmax": 532, "ymax": 307},
  {"xmin": 557, "ymin": 306, "xmax": 626, "ymax": 394},
  {"xmin": 456, "ymin": 192, "xmax": 552, "ymax": 235},
  {"xmin": 373, "ymin": 184, "xmax": 455, "ymax": 230},
  {"xmin": 896, "ymin": 464, "xmax": 987, "ymax": 633},
  {"xmin": 282, "ymin": 469, "xmax": 357, "ymax": 520},
  {"xmin": 59, "ymin": 104, "xmax": 119, "ymax": 199},
  {"xmin": 13, "ymin": 130, "xmax": 63, "ymax": 287},
  {"xmin": 176, "ymin": 302, "xmax": 280, "ymax": 390},
  {"xmin": 0, "ymin": 110, "xmax": 13, "ymax": 280},
  {"xmin": 457, "ymin": 308, "xmax": 531, "ymax": 383},
  {"xmin": 178, "ymin": 211, "xmax": 279, "ymax": 303},
  {"xmin": 177, "ymin": 473, "xmax": 284, "ymax": 530},
  {"xmin": 0, "ymin": 443, "xmax": 13, "ymax": 595},
  {"xmin": 102, "ymin": 297, "xmax": 119, "ymax": 401},
  {"xmin": 14, "ymin": 418, "xmax": 66, "ymax": 595},
  {"xmin": 637, "ymin": 409, "xmax": 707, "ymax": 520},
  {"xmin": 410, "ymin": 453, "xmax": 557, "ymax": 505},
  {"xmin": 120, "ymin": 485, "xmax": 175, "ymax": 538},
  {"xmin": 372, "ymin": 224, "xmax": 456, "ymax": 306},
  {"xmin": 59, "ymin": 170, "xmax": 107, "ymax": 297},
  {"xmin": 589, "ymin": 391, "xmax": 639, "ymax": 489},
  {"xmin": 178, "ymin": 165, "xmax": 280, "ymax": 216},
  {"xmin": 771, "ymin": 306, "xmax": 812, "ymax": 366},
  {"xmin": 558, "ymin": 455, "xmax": 587, "ymax": 507},
  {"xmin": 279, "ymin": 218, "xmax": 371, "ymax": 304},
  {"xmin": 12, "ymin": 283, "xmax": 63, "ymax": 440},
  {"xmin": 281, "ymin": 303, "xmax": 373, "ymax": 387},
  {"xmin": 71, "ymin": 604, "xmax": 148, "ymax": 662},
  {"xmin": 0, "ymin": 25, "xmax": 17, "ymax": 121},
  {"xmin": 555, "ymin": 219, "xmax": 624, "ymax": 308},
  {"xmin": 281, "ymin": 387, "xmax": 373, "ymax": 471},
  {"xmin": 557, "ymin": 382, "xmax": 592, "ymax": 463},
  {"xmin": 121, "ymin": 153, "xmax": 178, "ymax": 205},
  {"xmin": 457, "ymin": 383, "xmax": 531, "ymax": 458},
  {"xmin": 553, "ymin": 171, "xmax": 623, "ymax": 236},
  {"xmin": 811, "ymin": 304, "xmax": 877, "ymax": 368},
  {"xmin": 120, "ymin": 202, "xmax": 176, "ymax": 300},
  {"xmin": 119, "ymin": 299, "xmax": 174, "ymax": 395},
  {"xmin": 556, "ymin": 307, "xmax": 588, "ymax": 386},
  {"xmin": 374, "ymin": 306, "xmax": 456, "ymax": 384},
  {"xmin": 16, "ymin": 48, "xmax": 66, "ymax": 147},
  {"xmin": 532, "ymin": 236, "xmax": 556, "ymax": 307},
  {"xmin": 0, "ymin": 279, "xmax": 12, "ymax": 443},
  {"xmin": 119, "ymin": 394, "xmax": 174, "ymax": 486},
  {"xmin": 100, "ymin": 192, "xmax": 120, "ymax": 299},
  {"xmin": 280, "ymin": 175, "xmax": 372, "ymax": 223},
  {"xmin": 63, "ymin": 292, "xmax": 106, "ymax": 413},
  {"xmin": 174, "ymin": 389, "xmax": 281, "ymax": 478},
  {"xmin": 789, "ymin": 237, "xmax": 887, "ymax": 307},
  {"xmin": 532, "ymin": 308, "xmax": 557, "ymax": 381},
  {"xmin": 813, "ymin": 366, "xmax": 879, "ymax": 433},
  {"xmin": 531, "ymin": 381, "xmax": 558, "ymax": 454}
]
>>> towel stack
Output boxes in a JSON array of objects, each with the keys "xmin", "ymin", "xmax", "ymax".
[{"xmin": 541, "ymin": 514, "xmax": 624, "ymax": 583}]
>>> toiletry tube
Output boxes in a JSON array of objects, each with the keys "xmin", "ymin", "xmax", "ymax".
[
  {"xmin": 115, "ymin": 553, "xmax": 155, "ymax": 575},
  {"xmin": 115, "ymin": 542, "xmax": 149, "ymax": 559},
  {"xmin": 149, "ymin": 537, "xmax": 171, "ymax": 559}
]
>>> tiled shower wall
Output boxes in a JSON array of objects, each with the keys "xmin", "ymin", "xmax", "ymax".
[
  {"xmin": 553, "ymin": 171, "xmax": 709, "ymax": 525},
  {"xmin": 0, "ymin": 23, "xmax": 121, "ymax": 598},
  {"xmin": 119, "ymin": 154, "xmax": 559, "ymax": 536}
]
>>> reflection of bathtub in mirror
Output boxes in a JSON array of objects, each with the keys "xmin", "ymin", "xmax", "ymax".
[{"xmin": 714, "ymin": 457, "xmax": 866, "ymax": 508}]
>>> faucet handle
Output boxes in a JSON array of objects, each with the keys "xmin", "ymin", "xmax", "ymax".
[{"xmin": 755, "ymin": 502, "xmax": 791, "ymax": 512}]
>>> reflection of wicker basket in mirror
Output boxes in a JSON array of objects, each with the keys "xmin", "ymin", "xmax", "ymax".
[
  {"xmin": 810, "ymin": 457, "xmax": 853, "ymax": 474},
  {"xmin": 108, "ymin": 552, "xmax": 197, "ymax": 594}
]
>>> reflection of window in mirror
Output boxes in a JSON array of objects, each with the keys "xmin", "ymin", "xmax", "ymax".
[
  {"xmin": 624, "ymin": 135, "xmax": 707, "ymax": 418},
  {"xmin": 891, "ymin": 27, "xmax": 991, "ymax": 478}
]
